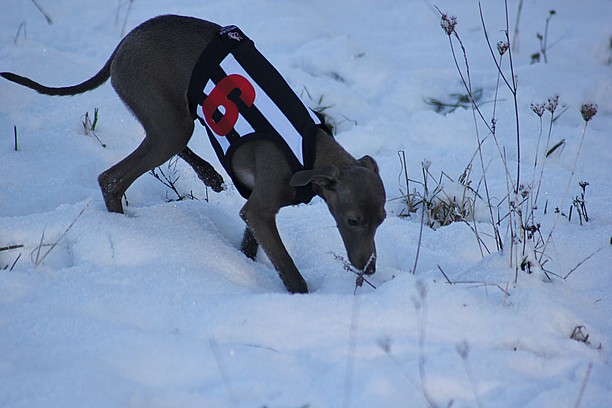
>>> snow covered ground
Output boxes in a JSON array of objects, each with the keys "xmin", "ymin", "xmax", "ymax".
[{"xmin": 1, "ymin": 0, "xmax": 610, "ymax": 407}]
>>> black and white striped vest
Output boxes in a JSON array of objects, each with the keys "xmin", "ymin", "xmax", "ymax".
[{"xmin": 188, "ymin": 25, "xmax": 323, "ymax": 203}]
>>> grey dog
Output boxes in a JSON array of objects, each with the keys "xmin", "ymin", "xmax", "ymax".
[{"xmin": 1, "ymin": 15, "xmax": 386, "ymax": 293}]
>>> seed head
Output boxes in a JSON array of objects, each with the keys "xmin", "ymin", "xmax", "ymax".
[
  {"xmin": 519, "ymin": 184, "xmax": 531, "ymax": 199},
  {"xmin": 440, "ymin": 13, "xmax": 457, "ymax": 36},
  {"xmin": 497, "ymin": 41, "xmax": 509, "ymax": 56},
  {"xmin": 546, "ymin": 94, "xmax": 559, "ymax": 113},
  {"xmin": 580, "ymin": 103, "xmax": 598, "ymax": 122},
  {"xmin": 530, "ymin": 102, "xmax": 546, "ymax": 117}
]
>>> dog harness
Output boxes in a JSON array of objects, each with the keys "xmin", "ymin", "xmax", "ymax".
[{"xmin": 188, "ymin": 25, "xmax": 323, "ymax": 204}]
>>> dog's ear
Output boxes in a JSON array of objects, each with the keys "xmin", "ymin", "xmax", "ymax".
[
  {"xmin": 358, "ymin": 155, "xmax": 379, "ymax": 174},
  {"xmin": 290, "ymin": 166, "xmax": 339, "ymax": 190}
]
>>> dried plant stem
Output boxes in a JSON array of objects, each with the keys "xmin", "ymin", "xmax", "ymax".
[
  {"xmin": 540, "ymin": 120, "xmax": 591, "ymax": 261},
  {"xmin": 398, "ymin": 150, "xmax": 414, "ymax": 212},
  {"xmin": 14, "ymin": 22, "xmax": 27, "ymax": 43},
  {"xmin": 9, "ymin": 253, "xmax": 22, "ymax": 271},
  {"xmin": 480, "ymin": 1, "xmax": 527, "ymax": 274},
  {"xmin": 562, "ymin": 121, "xmax": 590, "ymax": 208},
  {"xmin": 446, "ymin": 28, "xmax": 502, "ymax": 251},
  {"xmin": 120, "ymin": 0, "xmax": 135, "ymax": 37},
  {"xmin": 82, "ymin": 109, "xmax": 106, "ymax": 148},
  {"xmin": 33, "ymin": 202, "xmax": 90, "ymax": 267},
  {"xmin": 437, "ymin": 265, "xmax": 453, "ymax": 284},
  {"xmin": 540, "ymin": 11, "xmax": 556, "ymax": 64},
  {"xmin": 479, "ymin": 1, "xmax": 521, "ymax": 193},
  {"xmin": 0, "ymin": 244, "xmax": 24, "ymax": 252},
  {"xmin": 530, "ymin": 114, "xmax": 544, "ymax": 212},
  {"xmin": 411, "ymin": 165, "xmax": 428, "ymax": 275},
  {"xmin": 533, "ymin": 109, "xmax": 555, "ymax": 205},
  {"xmin": 511, "ymin": 0, "xmax": 524, "ymax": 51},
  {"xmin": 30, "ymin": 0, "xmax": 52, "ymax": 25},
  {"xmin": 574, "ymin": 362, "xmax": 593, "ymax": 408},
  {"xmin": 564, "ymin": 247, "xmax": 604, "ymax": 280},
  {"xmin": 504, "ymin": 1, "xmax": 522, "ymax": 195},
  {"xmin": 332, "ymin": 253, "xmax": 376, "ymax": 291}
]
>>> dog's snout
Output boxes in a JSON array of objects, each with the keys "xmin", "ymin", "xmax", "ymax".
[
  {"xmin": 363, "ymin": 255, "xmax": 376, "ymax": 275},
  {"xmin": 350, "ymin": 252, "xmax": 376, "ymax": 276}
]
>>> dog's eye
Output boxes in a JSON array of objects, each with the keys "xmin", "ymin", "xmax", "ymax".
[{"xmin": 347, "ymin": 218, "xmax": 359, "ymax": 227}]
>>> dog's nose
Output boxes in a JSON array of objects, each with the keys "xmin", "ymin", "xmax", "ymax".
[
  {"xmin": 363, "ymin": 257, "xmax": 376, "ymax": 275},
  {"xmin": 348, "ymin": 251, "xmax": 376, "ymax": 276}
]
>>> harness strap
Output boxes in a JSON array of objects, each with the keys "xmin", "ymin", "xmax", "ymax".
[{"xmin": 188, "ymin": 25, "xmax": 323, "ymax": 204}]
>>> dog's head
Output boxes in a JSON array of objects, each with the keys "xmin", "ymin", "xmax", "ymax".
[{"xmin": 291, "ymin": 155, "xmax": 386, "ymax": 275}]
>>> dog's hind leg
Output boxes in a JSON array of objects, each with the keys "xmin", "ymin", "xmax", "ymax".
[
  {"xmin": 240, "ymin": 227, "xmax": 258, "ymax": 260},
  {"xmin": 178, "ymin": 147, "xmax": 225, "ymax": 192},
  {"xmin": 98, "ymin": 110, "xmax": 195, "ymax": 213}
]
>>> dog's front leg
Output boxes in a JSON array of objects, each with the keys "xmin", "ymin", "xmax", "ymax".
[{"xmin": 240, "ymin": 199, "xmax": 308, "ymax": 294}]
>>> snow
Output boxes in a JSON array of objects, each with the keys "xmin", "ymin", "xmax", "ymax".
[{"xmin": 1, "ymin": 0, "xmax": 611, "ymax": 407}]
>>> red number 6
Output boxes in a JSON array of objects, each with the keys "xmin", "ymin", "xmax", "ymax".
[{"xmin": 202, "ymin": 74, "xmax": 256, "ymax": 136}]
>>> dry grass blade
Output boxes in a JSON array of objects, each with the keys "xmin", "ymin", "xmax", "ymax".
[
  {"xmin": 13, "ymin": 126, "xmax": 18, "ymax": 151},
  {"xmin": 437, "ymin": 265, "xmax": 453, "ymax": 284},
  {"xmin": 30, "ymin": 0, "xmax": 53, "ymax": 25},
  {"xmin": 33, "ymin": 202, "xmax": 90, "ymax": 268},
  {"xmin": 564, "ymin": 247, "xmax": 603, "ymax": 280},
  {"xmin": 574, "ymin": 362, "xmax": 593, "ymax": 408},
  {"xmin": 0, "ymin": 244, "xmax": 24, "ymax": 252},
  {"xmin": 1, "ymin": 245, "xmax": 24, "ymax": 272}
]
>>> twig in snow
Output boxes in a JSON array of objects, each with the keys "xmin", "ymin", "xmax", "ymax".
[
  {"xmin": 30, "ymin": 0, "xmax": 52, "ymax": 25},
  {"xmin": 410, "ymin": 161, "xmax": 430, "ymax": 275},
  {"xmin": 149, "ymin": 157, "xmax": 199, "ymax": 203},
  {"xmin": 564, "ymin": 247, "xmax": 604, "ymax": 280},
  {"xmin": 0, "ymin": 244, "xmax": 24, "ymax": 252},
  {"xmin": 437, "ymin": 6, "xmax": 504, "ymax": 252},
  {"xmin": 437, "ymin": 265, "xmax": 453, "ymax": 285},
  {"xmin": 82, "ymin": 108, "xmax": 106, "ymax": 147},
  {"xmin": 1, "ymin": 245, "xmax": 24, "ymax": 271},
  {"xmin": 332, "ymin": 253, "xmax": 376, "ymax": 292},
  {"xmin": 10, "ymin": 253, "xmax": 22, "ymax": 271},
  {"xmin": 533, "ymin": 10, "xmax": 556, "ymax": 64},
  {"xmin": 540, "ymin": 103, "xmax": 598, "ymax": 262},
  {"xmin": 32, "ymin": 202, "xmax": 90, "ymax": 267},
  {"xmin": 13, "ymin": 126, "xmax": 19, "ymax": 151},
  {"xmin": 511, "ymin": 0, "xmax": 524, "ymax": 51},
  {"xmin": 116, "ymin": 0, "xmax": 135, "ymax": 37},
  {"xmin": 574, "ymin": 362, "xmax": 593, "ymax": 408},
  {"xmin": 33, "ymin": 227, "xmax": 46, "ymax": 267},
  {"xmin": 14, "ymin": 22, "xmax": 27, "ymax": 43}
]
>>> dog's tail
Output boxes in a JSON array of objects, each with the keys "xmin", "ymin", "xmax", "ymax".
[{"xmin": 1, "ymin": 53, "xmax": 114, "ymax": 96}]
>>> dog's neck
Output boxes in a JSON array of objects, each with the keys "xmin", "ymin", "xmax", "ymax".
[{"xmin": 313, "ymin": 129, "xmax": 356, "ymax": 170}]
